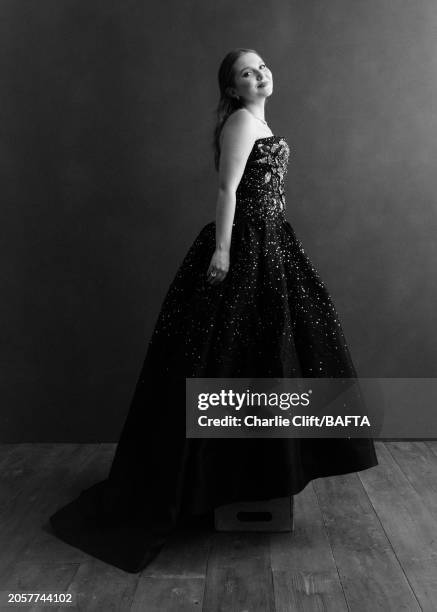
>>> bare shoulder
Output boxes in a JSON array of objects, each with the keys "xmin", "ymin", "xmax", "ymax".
[
  {"xmin": 220, "ymin": 108, "xmax": 257, "ymax": 148},
  {"xmin": 225, "ymin": 107, "xmax": 253, "ymax": 129}
]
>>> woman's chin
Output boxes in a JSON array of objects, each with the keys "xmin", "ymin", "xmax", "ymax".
[{"xmin": 257, "ymin": 85, "xmax": 273, "ymax": 97}]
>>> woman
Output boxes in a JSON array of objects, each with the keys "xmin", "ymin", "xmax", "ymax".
[{"xmin": 49, "ymin": 48, "xmax": 378, "ymax": 573}]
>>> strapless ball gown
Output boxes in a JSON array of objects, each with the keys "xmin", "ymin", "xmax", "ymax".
[{"xmin": 49, "ymin": 135, "xmax": 378, "ymax": 572}]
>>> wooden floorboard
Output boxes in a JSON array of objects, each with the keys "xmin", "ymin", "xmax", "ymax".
[
  {"xmin": 18, "ymin": 444, "xmax": 116, "ymax": 568},
  {"xmin": 0, "ymin": 441, "xmax": 436, "ymax": 611},
  {"xmin": 0, "ymin": 443, "xmax": 68, "ymax": 517},
  {"xmin": 270, "ymin": 482, "xmax": 348, "ymax": 611},
  {"xmin": 359, "ymin": 441, "xmax": 437, "ymax": 611},
  {"xmin": 203, "ymin": 551, "xmax": 275, "ymax": 612},
  {"xmin": 131, "ymin": 576, "xmax": 205, "ymax": 612},
  {"xmin": 386, "ymin": 441, "xmax": 437, "ymax": 518},
  {"xmin": 0, "ymin": 444, "xmax": 108, "ymax": 583},
  {"xmin": 314, "ymin": 468, "xmax": 420, "ymax": 611},
  {"xmin": 135, "ymin": 523, "xmax": 211, "ymax": 609},
  {"xmin": 65, "ymin": 560, "xmax": 139, "ymax": 612}
]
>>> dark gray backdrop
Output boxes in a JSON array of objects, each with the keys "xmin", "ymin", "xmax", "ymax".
[{"xmin": 1, "ymin": 1, "xmax": 436, "ymax": 441}]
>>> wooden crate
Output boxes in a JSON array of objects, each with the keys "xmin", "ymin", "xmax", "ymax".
[{"xmin": 214, "ymin": 496, "xmax": 294, "ymax": 532}]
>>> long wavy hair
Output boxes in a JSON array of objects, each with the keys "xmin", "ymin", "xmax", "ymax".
[{"xmin": 212, "ymin": 48, "xmax": 261, "ymax": 172}]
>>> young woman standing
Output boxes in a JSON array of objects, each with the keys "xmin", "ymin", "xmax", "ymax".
[{"xmin": 49, "ymin": 48, "xmax": 378, "ymax": 573}]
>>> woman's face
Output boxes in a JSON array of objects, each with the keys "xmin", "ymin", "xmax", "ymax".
[{"xmin": 230, "ymin": 52, "xmax": 273, "ymax": 103}]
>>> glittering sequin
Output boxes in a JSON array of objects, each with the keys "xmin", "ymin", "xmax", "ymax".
[{"xmin": 142, "ymin": 136, "xmax": 359, "ymax": 380}]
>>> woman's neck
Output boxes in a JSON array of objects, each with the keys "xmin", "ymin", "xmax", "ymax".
[{"xmin": 243, "ymin": 102, "xmax": 267, "ymax": 122}]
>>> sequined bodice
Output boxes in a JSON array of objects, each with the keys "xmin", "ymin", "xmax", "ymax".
[{"xmin": 235, "ymin": 135, "xmax": 290, "ymax": 225}]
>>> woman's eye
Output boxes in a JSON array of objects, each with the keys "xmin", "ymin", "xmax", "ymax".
[{"xmin": 243, "ymin": 64, "xmax": 267, "ymax": 77}]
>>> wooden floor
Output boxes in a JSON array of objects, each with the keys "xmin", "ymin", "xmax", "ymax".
[{"xmin": 0, "ymin": 441, "xmax": 436, "ymax": 611}]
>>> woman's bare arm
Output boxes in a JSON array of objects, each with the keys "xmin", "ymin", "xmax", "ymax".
[{"xmin": 206, "ymin": 110, "xmax": 258, "ymax": 285}]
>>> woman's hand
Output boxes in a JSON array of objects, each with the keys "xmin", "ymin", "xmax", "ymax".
[{"xmin": 207, "ymin": 248, "xmax": 230, "ymax": 285}]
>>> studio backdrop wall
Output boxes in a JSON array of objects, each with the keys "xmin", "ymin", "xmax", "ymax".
[{"xmin": 1, "ymin": 0, "xmax": 436, "ymax": 441}]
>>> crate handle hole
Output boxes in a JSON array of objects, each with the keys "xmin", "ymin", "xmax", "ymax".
[{"xmin": 236, "ymin": 511, "xmax": 273, "ymax": 522}]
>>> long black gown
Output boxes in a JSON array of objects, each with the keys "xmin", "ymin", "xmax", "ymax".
[{"xmin": 49, "ymin": 135, "xmax": 378, "ymax": 573}]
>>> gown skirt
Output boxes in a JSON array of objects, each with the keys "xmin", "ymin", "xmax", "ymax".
[{"xmin": 49, "ymin": 135, "xmax": 378, "ymax": 573}]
